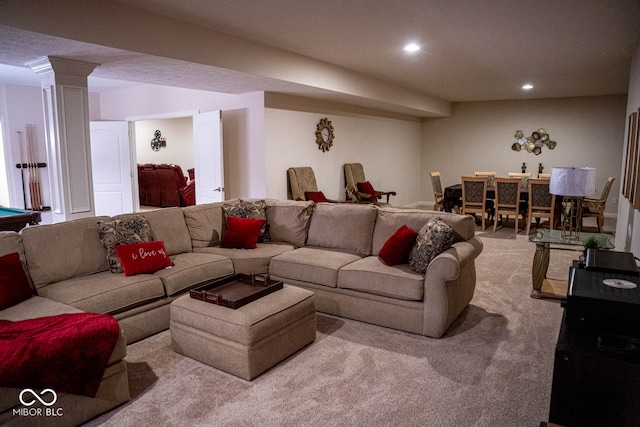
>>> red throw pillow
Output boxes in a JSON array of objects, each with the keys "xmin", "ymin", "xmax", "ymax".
[
  {"xmin": 378, "ymin": 225, "xmax": 418, "ymax": 266},
  {"xmin": 220, "ymin": 216, "xmax": 266, "ymax": 249},
  {"xmin": 357, "ymin": 181, "xmax": 377, "ymax": 199},
  {"xmin": 115, "ymin": 241, "xmax": 174, "ymax": 277},
  {"xmin": 305, "ymin": 191, "xmax": 328, "ymax": 203},
  {"xmin": 0, "ymin": 252, "xmax": 33, "ymax": 310}
]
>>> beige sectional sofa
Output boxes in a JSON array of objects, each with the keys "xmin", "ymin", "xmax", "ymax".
[
  {"xmin": 0, "ymin": 232, "xmax": 130, "ymax": 427},
  {"xmin": 0, "ymin": 198, "xmax": 482, "ymax": 426}
]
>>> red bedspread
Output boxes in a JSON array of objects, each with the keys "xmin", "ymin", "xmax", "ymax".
[{"xmin": 0, "ymin": 313, "xmax": 120, "ymax": 398}]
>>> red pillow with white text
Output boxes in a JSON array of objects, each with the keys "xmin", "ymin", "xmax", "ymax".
[
  {"xmin": 378, "ymin": 225, "xmax": 418, "ymax": 266},
  {"xmin": 220, "ymin": 216, "xmax": 266, "ymax": 249},
  {"xmin": 0, "ymin": 252, "xmax": 33, "ymax": 310},
  {"xmin": 114, "ymin": 241, "xmax": 174, "ymax": 277},
  {"xmin": 357, "ymin": 181, "xmax": 377, "ymax": 199},
  {"xmin": 305, "ymin": 191, "xmax": 328, "ymax": 203}
]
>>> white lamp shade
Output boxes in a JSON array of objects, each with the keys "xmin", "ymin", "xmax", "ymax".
[{"xmin": 549, "ymin": 167, "xmax": 596, "ymax": 197}]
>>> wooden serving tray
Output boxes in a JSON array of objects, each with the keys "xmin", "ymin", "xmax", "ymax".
[{"xmin": 189, "ymin": 273, "xmax": 283, "ymax": 309}]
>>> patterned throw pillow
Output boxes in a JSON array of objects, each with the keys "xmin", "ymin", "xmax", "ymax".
[
  {"xmin": 223, "ymin": 200, "xmax": 269, "ymax": 242},
  {"xmin": 97, "ymin": 216, "xmax": 153, "ymax": 273},
  {"xmin": 409, "ymin": 217, "xmax": 454, "ymax": 274}
]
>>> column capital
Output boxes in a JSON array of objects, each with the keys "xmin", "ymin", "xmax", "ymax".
[{"xmin": 25, "ymin": 56, "xmax": 99, "ymax": 87}]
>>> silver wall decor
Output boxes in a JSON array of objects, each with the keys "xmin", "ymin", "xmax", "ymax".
[{"xmin": 512, "ymin": 128, "xmax": 556, "ymax": 155}]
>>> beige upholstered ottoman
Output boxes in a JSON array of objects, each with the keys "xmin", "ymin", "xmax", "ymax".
[{"xmin": 170, "ymin": 285, "xmax": 316, "ymax": 380}]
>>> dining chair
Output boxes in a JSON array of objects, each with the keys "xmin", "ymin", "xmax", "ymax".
[
  {"xmin": 508, "ymin": 172, "xmax": 532, "ymax": 189},
  {"xmin": 493, "ymin": 177, "xmax": 526, "ymax": 234},
  {"xmin": 474, "ymin": 171, "xmax": 496, "ymax": 187},
  {"xmin": 581, "ymin": 177, "xmax": 615, "ymax": 232},
  {"xmin": 526, "ymin": 178, "xmax": 555, "ymax": 235},
  {"xmin": 429, "ymin": 171, "xmax": 444, "ymax": 211},
  {"xmin": 538, "ymin": 173, "xmax": 551, "ymax": 179},
  {"xmin": 462, "ymin": 176, "xmax": 492, "ymax": 230}
]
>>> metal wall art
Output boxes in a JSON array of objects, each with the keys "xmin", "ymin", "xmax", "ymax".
[
  {"xmin": 511, "ymin": 128, "xmax": 556, "ymax": 155},
  {"xmin": 150, "ymin": 129, "xmax": 167, "ymax": 151}
]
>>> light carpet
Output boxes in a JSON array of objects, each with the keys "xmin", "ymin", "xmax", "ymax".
[{"xmin": 86, "ymin": 224, "xmax": 593, "ymax": 427}]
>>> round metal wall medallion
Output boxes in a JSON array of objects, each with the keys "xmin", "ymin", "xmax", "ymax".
[{"xmin": 315, "ymin": 118, "xmax": 334, "ymax": 152}]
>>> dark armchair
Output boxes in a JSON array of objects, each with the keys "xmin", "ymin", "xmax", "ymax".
[{"xmin": 137, "ymin": 163, "xmax": 195, "ymax": 207}]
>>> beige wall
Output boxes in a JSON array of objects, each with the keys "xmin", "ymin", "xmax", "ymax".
[
  {"xmin": 98, "ymin": 85, "xmax": 266, "ymax": 199},
  {"xmin": 422, "ymin": 96, "xmax": 627, "ymax": 215},
  {"xmin": 264, "ymin": 108, "xmax": 423, "ymax": 206},
  {"xmin": 135, "ymin": 117, "xmax": 194, "ymax": 173},
  {"xmin": 616, "ymin": 43, "xmax": 640, "ymax": 253}
]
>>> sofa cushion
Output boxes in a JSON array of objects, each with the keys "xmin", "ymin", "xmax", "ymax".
[
  {"xmin": 0, "ymin": 252, "xmax": 33, "ymax": 310},
  {"xmin": 197, "ymin": 242, "xmax": 294, "ymax": 275},
  {"xmin": 378, "ymin": 225, "xmax": 418, "ymax": 266},
  {"xmin": 269, "ymin": 247, "xmax": 362, "ymax": 288},
  {"xmin": 220, "ymin": 216, "xmax": 265, "ymax": 249},
  {"xmin": 182, "ymin": 202, "xmax": 225, "ymax": 248},
  {"xmin": 306, "ymin": 203, "xmax": 377, "ymax": 256},
  {"xmin": 115, "ymin": 241, "xmax": 174, "ymax": 276},
  {"xmin": 36, "ymin": 271, "xmax": 166, "ymax": 315},
  {"xmin": 409, "ymin": 218, "xmax": 455, "ymax": 274},
  {"xmin": 338, "ymin": 256, "xmax": 424, "ymax": 301},
  {"xmin": 0, "ymin": 231, "xmax": 24, "ymax": 258},
  {"xmin": 154, "ymin": 252, "xmax": 235, "ymax": 297},
  {"xmin": 21, "ymin": 216, "xmax": 111, "ymax": 289},
  {"xmin": 372, "ymin": 208, "xmax": 474, "ymax": 255},
  {"xmin": 116, "ymin": 208, "xmax": 193, "ymax": 256},
  {"xmin": 0, "ymin": 295, "xmax": 127, "ymax": 365},
  {"xmin": 97, "ymin": 216, "xmax": 153, "ymax": 273},
  {"xmin": 265, "ymin": 199, "xmax": 314, "ymax": 247}
]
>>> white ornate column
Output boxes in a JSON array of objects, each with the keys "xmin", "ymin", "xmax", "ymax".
[{"xmin": 26, "ymin": 56, "xmax": 98, "ymax": 223}]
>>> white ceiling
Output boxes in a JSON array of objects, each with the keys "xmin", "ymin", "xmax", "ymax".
[{"xmin": 1, "ymin": 0, "xmax": 639, "ymax": 116}]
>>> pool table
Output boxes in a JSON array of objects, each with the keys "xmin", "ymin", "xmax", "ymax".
[{"xmin": 0, "ymin": 206, "xmax": 42, "ymax": 232}]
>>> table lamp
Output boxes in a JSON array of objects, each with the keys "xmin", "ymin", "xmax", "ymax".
[{"xmin": 549, "ymin": 167, "xmax": 596, "ymax": 239}]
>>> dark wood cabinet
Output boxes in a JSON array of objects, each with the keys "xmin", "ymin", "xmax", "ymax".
[{"xmin": 549, "ymin": 315, "xmax": 640, "ymax": 426}]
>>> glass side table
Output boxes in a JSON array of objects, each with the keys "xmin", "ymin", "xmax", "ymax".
[{"xmin": 529, "ymin": 229, "xmax": 614, "ymax": 299}]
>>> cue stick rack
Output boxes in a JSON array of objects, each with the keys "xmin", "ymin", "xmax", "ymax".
[{"xmin": 15, "ymin": 125, "xmax": 50, "ymax": 211}]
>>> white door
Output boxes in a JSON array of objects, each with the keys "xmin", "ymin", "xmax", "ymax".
[
  {"xmin": 193, "ymin": 110, "xmax": 224, "ymax": 203},
  {"xmin": 89, "ymin": 121, "xmax": 133, "ymax": 216}
]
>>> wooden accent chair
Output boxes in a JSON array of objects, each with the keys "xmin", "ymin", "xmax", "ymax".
[
  {"xmin": 474, "ymin": 171, "xmax": 497, "ymax": 187},
  {"xmin": 581, "ymin": 177, "xmax": 615, "ymax": 232},
  {"xmin": 526, "ymin": 178, "xmax": 555, "ymax": 235},
  {"xmin": 344, "ymin": 163, "xmax": 396, "ymax": 204},
  {"xmin": 538, "ymin": 173, "xmax": 551, "ymax": 179},
  {"xmin": 462, "ymin": 176, "xmax": 493, "ymax": 231},
  {"xmin": 429, "ymin": 172, "xmax": 444, "ymax": 211},
  {"xmin": 287, "ymin": 167, "xmax": 337, "ymax": 202},
  {"xmin": 508, "ymin": 172, "xmax": 532, "ymax": 189},
  {"xmin": 493, "ymin": 177, "xmax": 526, "ymax": 234}
]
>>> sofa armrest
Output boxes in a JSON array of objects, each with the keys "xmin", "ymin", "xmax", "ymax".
[{"xmin": 422, "ymin": 236, "xmax": 483, "ymax": 337}]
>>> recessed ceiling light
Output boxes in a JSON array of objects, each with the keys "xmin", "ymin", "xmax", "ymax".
[
  {"xmin": 522, "ymin": 84, "xmax": 534, "ymax": 90},
  {"xmin": 404, "ymin": 43, "xmax": 420, "ymax": 53}
]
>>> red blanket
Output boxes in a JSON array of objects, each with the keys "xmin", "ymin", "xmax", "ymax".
[{"xmin": 0, "ymin": 313, "xmax": 120, "ymax": 397}]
